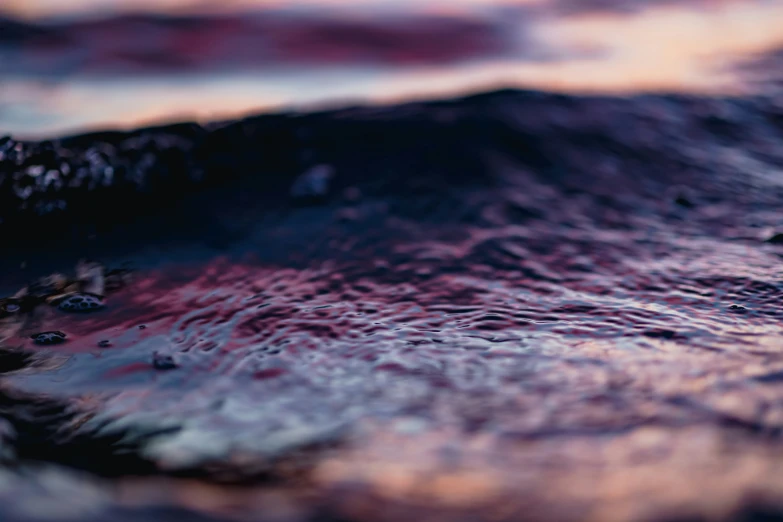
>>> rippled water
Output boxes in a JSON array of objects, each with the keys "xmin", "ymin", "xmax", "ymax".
[{"xmin": 1, "ymin": 89, "xmax": 783, "ymax": 521}]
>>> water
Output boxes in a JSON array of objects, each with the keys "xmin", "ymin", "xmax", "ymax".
[
  {"xmin": 1, "ymin": 88, "xmax": 783, "ymax": 520},
  {"xmin": 3, "ymin": 0, "xmax": 783, "ymax": 520}
]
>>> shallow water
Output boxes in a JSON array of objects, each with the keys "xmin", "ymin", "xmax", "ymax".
[{"xmin": 1, "ymin": 89, "xmax": 783, "ymax": 520}]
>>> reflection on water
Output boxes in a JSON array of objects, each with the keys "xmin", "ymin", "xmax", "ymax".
[{"xmin": 1, "ymin": 0, "xmax": 783, "ymax": 137}]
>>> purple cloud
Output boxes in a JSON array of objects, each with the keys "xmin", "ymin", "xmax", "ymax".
[{"xmin": 0, "ymin": 12, "xmax": 528, "ymax": 77}]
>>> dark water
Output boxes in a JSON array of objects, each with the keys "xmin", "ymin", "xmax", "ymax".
[{"xmin": 2, "ymin": 89, "xmax": 783, "ymax": 521}]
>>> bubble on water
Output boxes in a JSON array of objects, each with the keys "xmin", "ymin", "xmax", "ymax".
[
  {"xmin": 58, "ymin": 293, "xmax": 104, "ymax": 313},
  {"xmin": 30, "ymin": 331, "xmax": 66, "ymax": 345},
  {"xmin": 1, "ymin": 300, "xmax": 21, "ymax": 314},
  {"xmin": 152, "ymin": 352, "xmax": 177, "ymax": 370}
]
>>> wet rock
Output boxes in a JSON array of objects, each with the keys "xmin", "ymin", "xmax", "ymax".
[
  {"xmin": 57, "ymin": 293, "xmax": 104, "ymax": 313},
  {"xmin": 30, "ymin": 331, "xmax": 66, "ymax": 345}
]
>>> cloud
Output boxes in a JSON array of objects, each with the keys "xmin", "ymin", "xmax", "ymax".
[
  {"xmin": 538, "ymin": 0, "xmax": 739, "ymax": 17},
  {"xmin": 0, "ymin": 11, "xmax": 527, "ymax": 77},
  {"xmin": 732, "ymin": 46, "xmax": 783, "ymax": 90}
]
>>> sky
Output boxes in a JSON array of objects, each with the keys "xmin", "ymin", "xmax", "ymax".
[{"xmin": 1, "ymin": 0, "xmax": 782, "ymax": 137}]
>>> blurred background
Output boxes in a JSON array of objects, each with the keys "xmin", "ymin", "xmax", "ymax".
[{"xmin": 1, "ymin": 0, "xmax": 782, "ymax": 138}]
